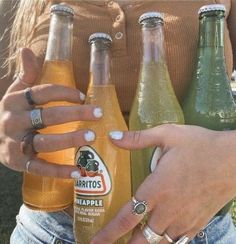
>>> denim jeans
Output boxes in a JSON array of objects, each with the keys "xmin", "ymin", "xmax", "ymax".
[{"xmin": 10, "ymin": 204, "xmax": 236, "ymax": 244}]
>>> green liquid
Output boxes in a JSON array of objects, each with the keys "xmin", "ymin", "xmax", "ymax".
[{"xmin": 129, "ymin": 62, "xmax": 184, "ymax": 193}]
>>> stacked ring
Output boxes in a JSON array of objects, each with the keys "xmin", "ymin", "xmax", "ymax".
[
  {"xmin": 30, "ymin": 108, "xmax": 45, "ymax": 129},
  {"xmin": 24, "ymin": 87, "xmax": 35, "ymax": 106},
  {"xmin": 142, "ymin": 224, "xmax": 163, "ymax": 244}
]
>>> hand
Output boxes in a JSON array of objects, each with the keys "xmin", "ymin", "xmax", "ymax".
[
  {"xmin": 0, "ymin": 48, "xmax": 102, "ymax": 178},
  {"xmin": 91, "ymin": 124, "xmax": 236, "ymax": 243}
]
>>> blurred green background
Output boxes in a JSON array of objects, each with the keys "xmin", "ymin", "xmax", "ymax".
[{"xmin": 0, "ymin": 165, "xmax": 22, "ymax": 244}]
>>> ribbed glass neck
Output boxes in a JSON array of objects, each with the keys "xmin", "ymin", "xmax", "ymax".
[
  {"xmin": 45, "ymin": 12, "xmax": 73, "ymax": 61},
  {"xmin": 141, "ymin": 19, "xmax": 165, "ymax": 63},
  {"xmin": 90, "ymin": 40, "xmax": 111, "ymax": 85},
  {"xmin": 198, "ymin": 11, "xmax": 225, "ymax": 48}
]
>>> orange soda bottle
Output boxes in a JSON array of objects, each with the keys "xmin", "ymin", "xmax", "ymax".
[
  {"xmin": 73, "ymin": 33, "xmax": 131, "ymax": 244},
  {"xmin": 22, "ymin": 4, "xmax": 78, "ymax": 211}
]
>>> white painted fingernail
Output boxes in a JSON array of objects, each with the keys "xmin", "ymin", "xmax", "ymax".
[
  {"xmin": 71, "ymin": 171, "xmax": 81, "ymax": 179},
  {"xmin": 80, "ymin": 92, "xmax": 86, "ymax": 101},
  {"xmin": 175, "ymin": 236, "xmax": 189, "ymax": 244},
  {"xmin": 93, "ymin": 107, "xmax": 103, "ymax": 118},
  {"xmin": 109, "ymin": 131, "xmax": 124, "ymax": 140},
  {"xmin": 84, "ymin": 130, "xmax": 95, "ymax": 142}
]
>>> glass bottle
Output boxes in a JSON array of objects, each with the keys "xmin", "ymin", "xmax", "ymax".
[
  {"xmin": 129, "ymin": 12, "xmax": 184, "ymax": 193},
  {"xmin": 22, "ymin": 4, "xmax": 78, "ymax": 211},
  {"xmin": 182, "ymin": 4, "xmax": 236, "ymax": 214},
  {"xmin": 74, "ymin": 33, "xmax": 131, "ymax": 244}
]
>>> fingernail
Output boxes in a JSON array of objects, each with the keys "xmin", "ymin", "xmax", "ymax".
[
  {"xmin": 84, "ymin": 130, "xmax": 96, "ymax": 142},
  {"xmin": 175, "ymin": 236, "xmax": 189, "ymax": 244},
  {"xmin": 71, "ymin": 171, "xmax": 81, "ymax": 179},
  {"xmin": 93, "ymin": 107, "xmax": 103, "ymax": 118},
  {"xmin": 80, "ymin": 92, "xmax": 86, "ymax": 101},
  {"xmin": 109, "ymin": 131, "xmax": 124, "ymax": 140}
]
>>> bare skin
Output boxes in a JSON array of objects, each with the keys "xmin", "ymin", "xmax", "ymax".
[
  {"xmin": 0, "ymin": 0, "xmax": 236, "ymax": 242},
  {"xmin": 91, "ymin": 125, "xmax": 236, "ymax": 243},
  {"xmin": 0, "ymin": 48, "xmax": 102, "ymax": 177}
]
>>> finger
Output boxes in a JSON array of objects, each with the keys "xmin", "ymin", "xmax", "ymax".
[
  {"xmin": 10, "ymin": 84, "xmax": 85, "ymax": 110},
  {"xmin": 91, "ymin": 174, "xmax": 158, "ymax": 244},
  {"xmin": 108, "ymin": 125, "xmax": 175, "ymax": 150},
  {"xmin": 24, "ymin": 157, "xmax": 82, "ymax": 179},
  {"xmin": 33, "ymin": 129, "xmax": 96, "ymax": 152},
  {"xmin": 22, "ymin": 105, "xmax": 102, "ymax": 129},
  {"xmin": 6, "ymin": 48, "xmax": 39, "ymax": 93}
]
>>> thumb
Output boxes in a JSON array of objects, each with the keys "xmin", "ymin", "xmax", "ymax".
[
  {"xmin": 108, "ymin": 125, "xmax": 168, "ymax": 150},
  {"xmin": 6, "ymin": 48, "xmax": 40, "ymax": 93}
]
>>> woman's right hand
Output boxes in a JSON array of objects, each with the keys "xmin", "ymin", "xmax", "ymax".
[{"xmin": 0, "ymin": 48, "xmax": 101, "ymax": 179}]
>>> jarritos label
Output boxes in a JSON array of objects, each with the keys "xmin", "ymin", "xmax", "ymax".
[{"xmin": 75, "ymin": 146, "xmax": 112, "ymax": 196}]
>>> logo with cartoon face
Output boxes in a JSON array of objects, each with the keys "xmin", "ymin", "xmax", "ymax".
[{"xmin": 75, "ymin": 146, "xmax": 112, "ymax": 196}]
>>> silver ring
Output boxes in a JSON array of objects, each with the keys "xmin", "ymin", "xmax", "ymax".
[
  {"xmin": 164, "ymin": 233, "xmax": 174, "ymax": 243},
  {"xmin": 24, "ymin": 87, "xmax": 35, "ymax": 106},
  {"xmin": 132, "ymin": 196, "xmax": 148, "ymax": 215},
  {"xmin": 25, "ymin": 160, "xmax": 32, "ymax": 173},
  {"xmin": 30, "ymin": 108, "xmax": 45, "ymax": 129},
  {"xmin": 175, "ymin": 235, "xmax": 189, "ymax": 244},
  {"xmin": 142, "ymin": 224, "xmax": 163, "ymax": 243}
]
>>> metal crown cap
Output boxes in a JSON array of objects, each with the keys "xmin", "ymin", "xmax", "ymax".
[
  {"xmin": 50, "ymin": 4, "xmax": 75, "ymax": 16},
  {"xmin": 198, "ymin": 4, "xmax": 226, "ymax": 15},
  {"xmin": 88, "ymin": 33, "xmax": 112, "ymax": 44},
  {"xmin": 139, "ymin": 12, "xmax": 163, "ymax": 24}
]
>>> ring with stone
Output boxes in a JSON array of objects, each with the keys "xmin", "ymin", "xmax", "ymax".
[
  {"xmin": 30, "ymin": 108, "xmax": 45, "ymax": 130},
  {"xmin": 142, "ymin": 224, "xmax": 163, "ymax": 243},
  {"xmin": 131, "ymin": 196, "xmax": 148, "ymax": 215}
]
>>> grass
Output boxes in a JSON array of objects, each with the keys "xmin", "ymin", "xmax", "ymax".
[{"xmin": 0, "ymin": 164, "xmax": 22, "ymax": 244}]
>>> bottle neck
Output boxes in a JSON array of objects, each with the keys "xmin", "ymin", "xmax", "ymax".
[
  {"xmin": 45, "ymin": 12, "xmax": 73, "ymax": 61},
  {"xmin": 90, "ymin": 41, "xmax": 111, "ymax": 85},
  {"xmin": 141, "ymin": 21, "xmax": 166, "ymax": 64},
  {"xmin": 198, "ymin": 12, "xmax": 224, "ymax": 49},
  {"xmin": 195, "ymin": 12, "xmax": 228, "ymax": 81}
]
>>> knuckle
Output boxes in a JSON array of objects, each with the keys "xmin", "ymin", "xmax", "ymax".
[
  {"xmin": 1, "ymin": 112, "xmax": 17, "ymax": 134},
  {"xmin": 117, "ymin": 214, "xmax": 135, "ymax": 232},
  {"xmin": 69, "ymin": 132, "xmax": 80, "ymax": 147},
  {"xmin": 132, "ymin": 131, "xmax": 142, "ymax": 146},
  {"xmin": 1, "ymin": 94, "xmax": 14, "ymax": 110}
]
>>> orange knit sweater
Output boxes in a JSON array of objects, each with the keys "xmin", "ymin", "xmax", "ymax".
[{"xmin": 26, "ymin": 0, "xmax": 233, "ymax": 115}]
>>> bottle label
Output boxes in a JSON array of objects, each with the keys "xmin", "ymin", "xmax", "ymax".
[
  {"xmin": 149, "ymin": 147, "xmax": 162, "ymax": 172},
  {"xmin": 75, "ymin": 145, "xmax": 112, "ymax": 196}
]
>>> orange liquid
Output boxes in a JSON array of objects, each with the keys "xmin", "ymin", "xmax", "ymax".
[
  {"xmin": 22, "ymin": 60, "xmax": 79, "ymax": 211},
  {"xmin": 74, "ymin": 85, "xmax": 131, "ymax": 244}
]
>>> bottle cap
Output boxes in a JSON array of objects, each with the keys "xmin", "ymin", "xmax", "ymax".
[
  {"xmin": 198, "ymin": 4, "xmax": 226, "ymax": 15},
  {"xmin": 50, "ymin": 4, "xmax": 75, "ymax": 16},
  {"xmin": 88, "ymin": 33, "xmax": 112, "ymax": 44},
  {"xmin": 139, "ymin": 12, "xmax": 163, "ymax": 24}
]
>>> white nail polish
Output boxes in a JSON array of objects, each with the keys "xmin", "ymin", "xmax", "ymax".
[
  {"xmin": 175, "ymin": 236, "xmax": 189, "ymax": 244},
  {"xmin": 80, "ymin": 92, "xmax": 86, "ymax": 101},
  {"xmin": 93, "ymin": 107, "xmax": 103, "ymax": 118},
  {"xmin": 109, "ymin": 131, "xmax": 123, "ymax": 140},
  {"xmin": 84, "ymin": 130, "xmax": 95, "ymax": 142},
  {"xmin": 71, "ymin": 171, "xmax": 81, "ymax": 179}
]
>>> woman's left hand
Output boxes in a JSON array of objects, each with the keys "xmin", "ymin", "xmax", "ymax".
[{"xmin": 91, "ymin": 124, "xmax": 236, "ymax": 243}]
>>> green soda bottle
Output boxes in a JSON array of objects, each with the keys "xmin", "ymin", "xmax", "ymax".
[
  {"xmin": 182, "ymin": 4, "xmax": 236, "ymax": 214},
  {"xmin": 129, "ymin": 12, "xmax": 184, "ymax": 194}
]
